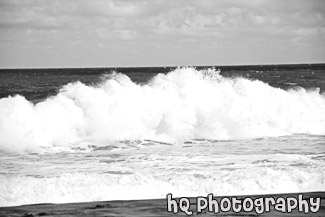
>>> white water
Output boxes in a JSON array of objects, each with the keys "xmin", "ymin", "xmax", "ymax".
[
  {"xmin": 0, "ymin": 67, "xmax": 324, "ymax": 206},
  {"xmin": 0, "ymin": 136, "xmax": 324, "ymax": 206},
  {"xmin": 0, "ymin": 67, "xmax": 325, "ymax": 153}
]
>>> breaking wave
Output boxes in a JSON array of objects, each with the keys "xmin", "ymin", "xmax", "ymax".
[{"xmin": 0, "ymin": 67, "xmax": 325, "ymax": 153}]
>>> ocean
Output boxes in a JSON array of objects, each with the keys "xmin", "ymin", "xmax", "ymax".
[{"xmin": 0, "ymin": 64, "xmax": 324, "ymax": 207}]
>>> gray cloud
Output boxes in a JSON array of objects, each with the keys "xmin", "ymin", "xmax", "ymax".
[{"xmin": 0, "ymin": 0, "xmax": 324, "ymax": 67}]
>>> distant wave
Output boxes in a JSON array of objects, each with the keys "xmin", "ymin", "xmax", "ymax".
[{"xmin": 1, "ymin": 67, "xmax": 325, "ymax": 153}]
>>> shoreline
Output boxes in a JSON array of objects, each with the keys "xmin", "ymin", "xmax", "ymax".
[{"xmin": 1, "ymin": 191, "xmax": 324, "ymax": 217}]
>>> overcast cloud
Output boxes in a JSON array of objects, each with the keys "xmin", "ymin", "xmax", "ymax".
[{"xmin": 0, "ymin": 0, "xmax": 324, "ymax": 67}]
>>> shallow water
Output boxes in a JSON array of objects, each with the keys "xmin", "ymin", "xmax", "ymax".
[{"xmin": 1, "ymin": 135, "xmax": 324, "ymax": 206}]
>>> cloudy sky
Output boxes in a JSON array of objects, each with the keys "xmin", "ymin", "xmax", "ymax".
[{"xmin": 0, "ymin": 0, "xmax": 324, "ymax": 68}]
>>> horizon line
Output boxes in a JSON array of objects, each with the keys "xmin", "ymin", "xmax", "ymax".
[{"xmin": 0, "ymin": 62, "xmax": 324, "ymax": 70}]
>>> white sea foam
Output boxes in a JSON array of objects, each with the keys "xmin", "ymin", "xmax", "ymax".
[
  {"xmin": 1, "ymin": 166, "xmax": 324, "ymax": 206},
  {"xmin": 0, "ymin": 67, "xmax": 325, "ymax": 153}
]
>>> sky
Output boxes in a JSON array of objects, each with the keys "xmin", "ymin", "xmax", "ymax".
[{"xmin": 0, "ymin": 0, "xmax": 324, "ymax": 68}]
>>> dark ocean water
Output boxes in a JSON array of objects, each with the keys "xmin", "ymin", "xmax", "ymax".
[{"xmin": 1, "ymin": 64, "xmax": 324, "ymax": 102}]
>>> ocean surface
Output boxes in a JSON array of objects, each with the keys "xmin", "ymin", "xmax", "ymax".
[{"xmin": 0, "ymin": 64, "xmax": 324, "ymax": 206}]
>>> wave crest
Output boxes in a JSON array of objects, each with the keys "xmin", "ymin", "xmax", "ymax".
[{"xmin": 1, "ymin": 67, "xmax": 324, "ymax": 153}]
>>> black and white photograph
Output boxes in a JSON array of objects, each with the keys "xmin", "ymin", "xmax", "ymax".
[{"xmin": 0, "ymin": 0, "xmax": 324, "ymax": 216}]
